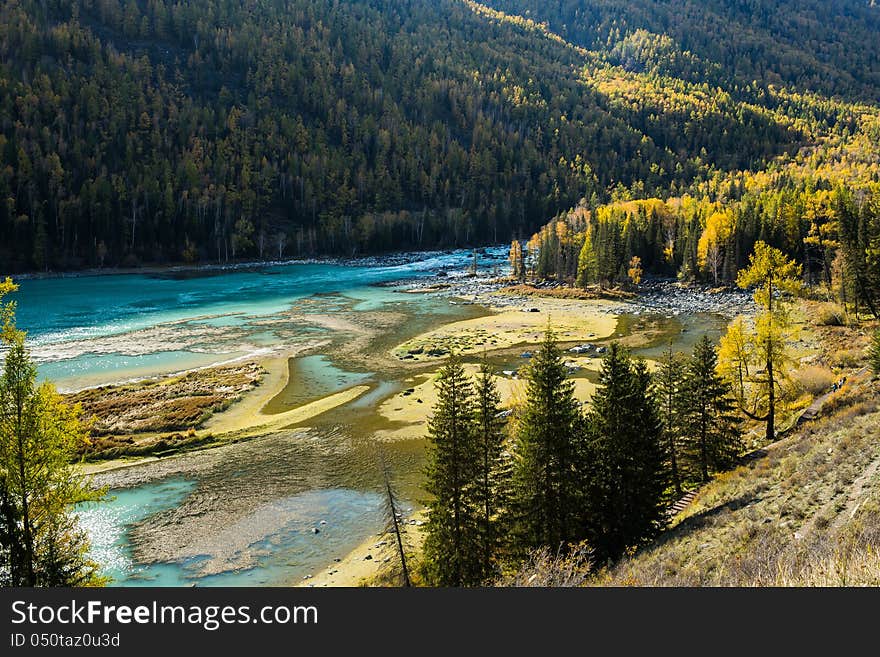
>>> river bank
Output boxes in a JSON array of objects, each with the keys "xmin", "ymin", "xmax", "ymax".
[
  {"xmin": 56, "ymin": 248, "xmax": 745, "ymax": 587},
  {"xmin": 8, "ymin": 246, "xmax": 507, "ymax": 281}
]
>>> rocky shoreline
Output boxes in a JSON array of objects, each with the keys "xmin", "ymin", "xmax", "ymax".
[{"xmin": 403, "ymin": 270, "xmax": 754, "ymax": 318}]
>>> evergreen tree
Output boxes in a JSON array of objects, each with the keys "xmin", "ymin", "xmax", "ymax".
[
  {"xmin": 653, "ymin": 345, "xmax": 687, "ymax": 498},
  {"xmin": 473, "ymin": 360, "xmax": 507, "ymax": 579},
  {"xmin": 511, "ymin": 327, "xmax": 582, "ymax": 552},
  {"xmin": 422, "ymin": 354, "xmax": 481, "ymax": 586},
  {"xmin": 869, "ymin": 328, "xmax": 880, "ymax": 377},
  {"xmin": 685, "ymin": 336, "xmax": 742, "ymax": 482},
  {"xmin": 585, "ymin": 343, "xmax": 666, "ymax": 562}
]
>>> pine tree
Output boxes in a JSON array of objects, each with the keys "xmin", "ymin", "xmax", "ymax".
[
  {"xmin": 472, "ymin": 360, "xmax": 507, "ymax": 579},
  {"xmin": 585, "ymin": 343, "xmax": 666, "ymax": 562},
  {"xmin": 653, "ymin": 345, "xmax": 687, "ymax": 497},
  {"xmin": 685, "ymin": 336, "xmax": 742, "ymax": 482},
  {"xmin": 511, "ymin": 327, "xmax": 582, "ymax": 552},
  {"xmin": 422, "ymin": 353, "xmax": 481, "ymax": 586}
]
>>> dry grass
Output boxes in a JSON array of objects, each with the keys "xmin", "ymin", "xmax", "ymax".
[
  {"xmin": 587, "ymin": 379, "xmax": 880, "ymax": 587},
  {"xmin": 68, "ymin": 362, "xmax": 264, "ymax": 435},
  {"xmin": 500, "ymin": 283, "xmax": 635, "ymax": 301},
  {"xmin": 792, "ymin": 365, "xmax": 836, "ymax": 395},
  {"xmin": 504, "ymin": 543, "xmax": 594, "ymax": 587},
  {"xmin": 814, "ymin": 303, "xmax": 847, "ymax": 326}
]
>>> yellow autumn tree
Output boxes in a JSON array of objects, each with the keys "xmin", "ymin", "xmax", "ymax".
[
  {"xmin": 627, "ymin": 256, "xmax": 643, "ymax": 286},
  {"xmin": 697, "ymin": 210, "xmax": 735, "ymax": 285},
  {"xmin": 719, "ymin": 242, "xmax": 802, "ymax": 443}
]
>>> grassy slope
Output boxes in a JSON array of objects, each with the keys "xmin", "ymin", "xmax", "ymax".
[{"xmin": 598, "ymin": 373, "xmax": 880, "ymax": 586}]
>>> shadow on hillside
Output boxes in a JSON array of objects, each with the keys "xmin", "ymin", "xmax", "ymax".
[{"xmin": 657, "ymin": 492, "xmax": 762, "ymax": 546}]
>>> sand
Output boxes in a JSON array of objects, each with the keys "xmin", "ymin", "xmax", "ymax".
[
  {"xmin": 391, "ymin": 296, "xmax": 618, "ymax": 361},
  {"xmin": 300, "ymin": 511, "xmax": 427, "ymax": 587}
]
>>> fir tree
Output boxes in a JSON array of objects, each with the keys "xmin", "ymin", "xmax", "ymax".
[
  {"xmin": 422, "ymin": 353, "xmax": 481, "ymax": 586},
  {"xmin": 511, "ymin": 327, "xmax": 582, "ymax": 552},
  {"xmin": 473, "ymin": 360, "xmax": 507, "ymax": 579},
  {"xmin": 653, "ymin": 345, "xmax": 687, "ymax": 498},
  {"xmin": 686, "ymin": 336, "xmax": 742, "ymax": 482},
  {"xmin": 585, "ymin": 343, "xmax": 666, "ymax": 562}
]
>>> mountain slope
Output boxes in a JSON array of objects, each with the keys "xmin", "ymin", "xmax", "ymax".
[
  {"xmin": 483, "ymin": 0, "xmax": 880, "ymax": 102},
  {"xmin": 0, "ymin": 0, "xmax": 875, "ymax": 272}
]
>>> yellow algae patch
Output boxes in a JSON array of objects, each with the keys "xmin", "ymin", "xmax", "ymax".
[
  {"xmin": 203, "ymin": 353, "xmax": 370, "ymax": 436},
  {"xmin": 392, "ymin": 297, "xmax": 617, "ymax": 361},
  {"xmin": 244, "ymin": 385, "xmax": 371, "ymax": 434},
  {"xmin": 202, "ymin": 355, "xmax": 292, "ymax": 434},
  {"xmin": 375, "ymin": 363, "xmax": 599, "ymax": 442}
]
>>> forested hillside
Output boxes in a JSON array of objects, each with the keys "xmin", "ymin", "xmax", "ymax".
[
  {"xmin": 483, "ymin": 0, "xmax": 880, "ymax": 101},
  {"xmin": 0, "ymin": 0, "xmax": 876, "ymax": 272}
]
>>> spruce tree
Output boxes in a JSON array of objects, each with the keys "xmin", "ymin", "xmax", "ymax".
[
  {"xmin": 585, "ymin": 343, "xmax": 666, "ymax": 562},
  {"xmin": 686, "ymin": 336, "xmax": 742, "ymax": 482},
  {"xmin": 473, "ymin": 360, "xmax": 507, "ymax": 579},
  {"xmin": 653, "ymin": 345, "xmax": 688, "ymax": 498},
  {"xmin": 511, "ymin": 327, "xmax": 582, "ymax": 552},
  {"xmin": 422, "ymin": 353, "xmax": 481, "ymax": 586}
]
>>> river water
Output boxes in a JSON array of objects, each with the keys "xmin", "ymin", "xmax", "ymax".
[{"xmin": 9, "ymin": 249, "xmax": 726, "ymax": 586}]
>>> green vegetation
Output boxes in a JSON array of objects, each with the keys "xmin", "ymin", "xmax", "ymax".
[
  {"xmin": 422, "ymin": 327, "xmax": 747, "ymax": 583},
  {"xmin": 0, "ymin": 278, "xmax": 103, "ymax": 586},
  {"xmin": 870, "ymin": 330, "xmax": 880, "ymax": 377},
  {"xmin": 510, "ymin": 329, "xmax": 583, "ymax": 552},
  {"xmin": 9, "ymin": 0, "xmax": 877, "ymax": 271},
  {"xmin": 582, "ymin": 343, "xmax": 666, "ymax": 562},
  {"xmin": 422, "ymin": 354, "xmax": 483, "ymax": 586}
]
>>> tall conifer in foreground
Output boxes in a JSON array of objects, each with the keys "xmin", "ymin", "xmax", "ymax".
[
  {"xmin": 686, "ymin": 336, "xmax": 742, "ymax": 482},
  {"xmin": 653, "ymin": 345, "xmax": 688, "ymax": 498},
  {"xmin": 585, "ymin": 343, "xmax": 665, "ymax": 562},
  {"xmin": 422, "ymin": 354, "xmax": 481, "ymax": 586},
  {"xmin": 511, "ymin": 328, "xmax": 582, "ymax": 552},
  {"xmin": 473, "ymin": 361, "xmax": 507, "ymax": 579}
]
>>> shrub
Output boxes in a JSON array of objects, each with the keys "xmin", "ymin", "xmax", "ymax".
[
  {"xmin": 869, "ymin": 329, "xmax": 880, "ymax": 376},
  {"xmin": 832, "ymin": 349, "xmax": 862, "ymax": 369},
  {"xmin": 792, "ymin": 366, "xmax": 836, "ymax": 395},
  {"xmin": 815, "ymin": 303, "xmax": 846, "ymax": 326}
]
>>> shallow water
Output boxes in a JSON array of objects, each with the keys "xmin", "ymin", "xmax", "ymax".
[
  {"xmin": 16, "ymin": 248, "xmax": 727, "ymax": 587},
  {"xmin": 12, "ymin": 250, "xmax": 499, "ymax": 389},
  {"xmin": 17, "ymin": 249, "xmax": 502, "ymax": 586}
]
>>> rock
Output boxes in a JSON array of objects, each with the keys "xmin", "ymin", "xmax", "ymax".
[
  {"xmin": 312, "ymin": 527, "xmax": 320, "ymax": 534},
  {"xmin": 520, "ymin": 351, "xmax": 533, "ymax": 359},
  {"xmin": 528, "ymin": 307, "xmax": 540, "ymax": 312},
  {"xmin": 364, "ymin": 554, "xmax": 373, "ymax": 561},
  {"xmin": 408, "ymin": 347, "xmax": 424, "ymax": 355},
  {"xmin": 334, "ymin": 558, "xmax": 342, "ymax": 562},
  {"xmin": 320, "ymin": 520, "xmax": 327, "ymax": 525}
]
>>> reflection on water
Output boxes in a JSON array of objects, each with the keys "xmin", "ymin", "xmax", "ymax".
[
  {"xmin": 76, "ymin": 478, "xmax": 197, "ymax": 584},
  {"xmin": 265, "ymin": 355, "xmax": 372, "ymax": 413}
]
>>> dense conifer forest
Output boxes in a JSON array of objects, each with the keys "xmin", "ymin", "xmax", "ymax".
[{"xmin": 4, "ymin": 0, "xmax": 877, "ymax": 272}]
